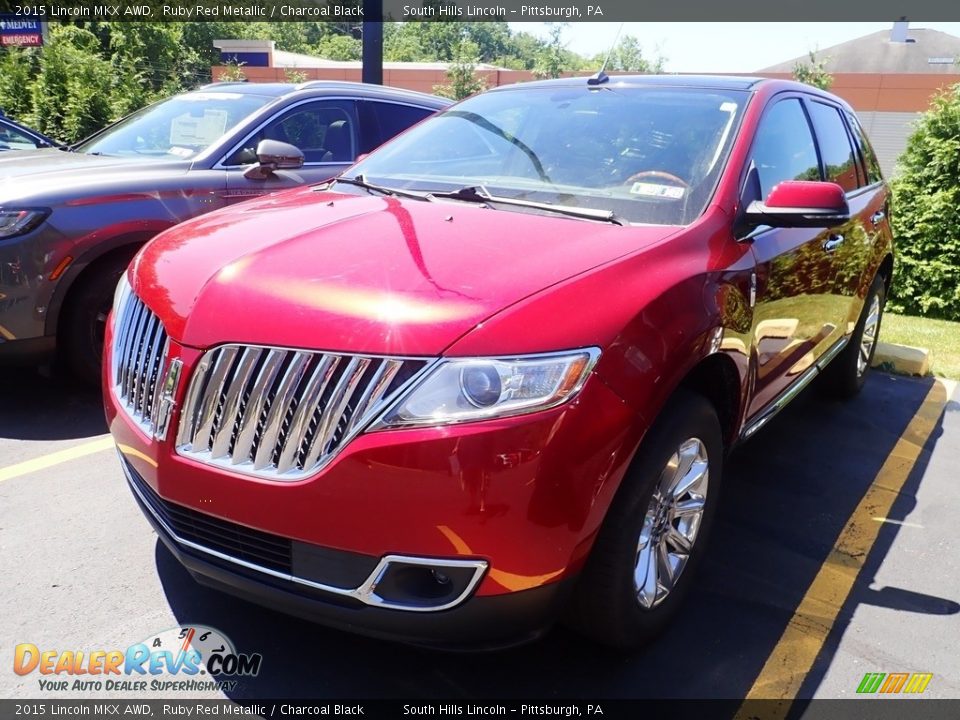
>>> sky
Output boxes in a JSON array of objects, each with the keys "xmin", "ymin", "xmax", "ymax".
[{"xmin": 509, "ymin": 22, "xmax": 960, "ymax": 72}]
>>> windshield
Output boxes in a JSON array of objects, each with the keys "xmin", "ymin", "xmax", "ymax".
[
  {"xmin": 76, "ymin": 92, "xmax": 272, "ymax": 160},
  {"xmin": 348, "ymin": 84, "xmax": 749, "ymax": 225}
]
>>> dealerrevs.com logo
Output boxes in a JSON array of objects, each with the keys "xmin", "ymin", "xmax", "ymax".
[{"xmin": 13, "ymin": 625, "xmax": 263, "ymax": 693}]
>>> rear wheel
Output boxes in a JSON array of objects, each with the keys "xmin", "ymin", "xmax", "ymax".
[
  {"xmin": 61, "ymin": 252, "xmax": 135, "ymax": 386},
  {"xmin": 820, "ymin": 273, "xmax": 886, "ymax": 399},
  {"xmin": 565, "ymin": 390, "xmax": 723, "ymax": 648}
]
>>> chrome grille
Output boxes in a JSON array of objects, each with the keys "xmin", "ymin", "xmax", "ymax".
[
  {"xmin": 111, "ymin": 285, "xmax": 170, "ymax": 437},
  {"xmin": 176, "ymin": 345, "xmax": 429, "ymax": 480}
]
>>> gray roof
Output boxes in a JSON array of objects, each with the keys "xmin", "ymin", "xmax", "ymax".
[{"xmin": 758, "ymin": 28, "xmax": 960, "ymax": 74}]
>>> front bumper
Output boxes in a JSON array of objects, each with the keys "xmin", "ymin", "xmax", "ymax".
[
  {"xmin": 105, "ymin": 320, "xmax": 642, "ymax": 646},
  {"xmin": 121, "ymin": 454, "xmax": 569, "ymax": 648}
]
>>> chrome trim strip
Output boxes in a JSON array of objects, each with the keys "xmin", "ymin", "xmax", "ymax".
[
  {"xmin": 120, "ymin": 454, "xmax": 487, "ymax": 613},
  {"xmin": 740, "ymin": 335, "xmax": 850, "ymax": 441}
]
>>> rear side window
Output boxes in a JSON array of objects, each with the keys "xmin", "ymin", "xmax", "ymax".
[
  {"xmin": 360, "ymin": 101, "xmax": 434, "ymax": 153},
  {"xmin": 807, "ymin": 101, "xmax": 859, "ymax": 192},
  {"xmin": 749, "ymin": 98, "xmax": 820, "ymax": 199},
  {"xmin": 845, "ymin": 111, "xmax": 883, "ymax": 185}
]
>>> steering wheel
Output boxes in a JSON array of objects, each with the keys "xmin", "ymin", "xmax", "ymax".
[{"xmin": 625, "ymin": 170, "xmax": 690, "ymax": 189}]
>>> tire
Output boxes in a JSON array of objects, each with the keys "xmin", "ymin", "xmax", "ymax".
[
  {"xmin": 565, "ymin": 390, "xmax": 723, "ymax": 648},
  {"xmin": 819, "ymin": 273, "xmax": 886, "ymax": 400},
  {"xmin": 61, "ymin": 252, "xmax": 135, "ymax": 386}
]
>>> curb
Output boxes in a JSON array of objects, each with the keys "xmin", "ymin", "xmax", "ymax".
[{"xmin": 872, "ymin": 341, "xmax": 931, "ymax": 376}]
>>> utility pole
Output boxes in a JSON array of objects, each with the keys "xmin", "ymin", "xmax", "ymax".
[{"xmin": 361, "ymin": 0, "xmax": 384, "ymax": 85}]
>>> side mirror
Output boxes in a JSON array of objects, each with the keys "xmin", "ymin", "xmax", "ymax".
[
  {"xmin": 743, "ymin": 180, "xmax": 850, "ymax": 228},
  {"xmin": 243, "ymin": 139, "xmax": 304, "ymax": 180}
]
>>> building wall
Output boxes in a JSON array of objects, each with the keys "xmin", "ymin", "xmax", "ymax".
[
  {"xmin": 856, "ymin": 111, "xmax": 921, "ymax": 178},
  {"xmin": 212, "ymin": 65, "xmax": 542, "ymax": 94}
]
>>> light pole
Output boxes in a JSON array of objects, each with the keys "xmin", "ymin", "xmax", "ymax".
[{"xmin": 361, "ymin": 0, "xmax": 384, "ymax": 85}]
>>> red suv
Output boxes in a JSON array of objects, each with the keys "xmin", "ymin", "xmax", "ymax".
[{"xmin": 105, "ymin": 75, "xmax": 893, "ymax": 648}]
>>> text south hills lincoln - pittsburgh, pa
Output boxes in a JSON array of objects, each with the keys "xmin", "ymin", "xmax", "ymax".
[{"xmin": 402, "ymin": 4, "xmax": 605, "ymax": 18}]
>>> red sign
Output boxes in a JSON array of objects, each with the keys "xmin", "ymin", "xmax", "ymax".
[{"xmin": 1, "ymin": 34, "xmax": 42, "ymax": 47}]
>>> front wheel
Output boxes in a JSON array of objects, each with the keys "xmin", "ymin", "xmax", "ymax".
[
  {"xmin": 565, "ymin": 390, "xmax": 723, "ymax": 648},
  {"xmin": 61, "ymin": 252, "xmax": 136, "ymax": 386}
]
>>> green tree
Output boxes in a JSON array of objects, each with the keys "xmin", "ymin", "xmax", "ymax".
[
  {"xmin": 315, "ymin": 34, "xmax": 361, "ymax": 61},
  {"xmin": 597, "ymin": 35, "xmax": 665, "ymax": 73},
  {"xmin": 30, "ymin": 26, "xmax": 113, "ymax": 143},
  {"xmin": 793, "ymin": 51, "xmax": 833, "ymax": 90},
  {"xmin": 0, "ymin": 47, "xmax": 37, "ymax": 121},
  {"xmin": 533, "ymin": 23, "xmax": 568, "ymax": 79},
  {"xmin": 433, "ymin": 39, "xmax": 487, "ymax": 100},
  {"xmin": 217, "ymin": 61, "xmax": 247, "ymax": 82},
  {"xmin": 889, "ymin": 84, "xmax": 960, "ymax": 320}
]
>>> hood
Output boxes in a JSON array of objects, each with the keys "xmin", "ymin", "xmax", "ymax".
[
  {"xmin": 136, "ymin": 186, "xmax": 682, "ymax": 356},
  {"xmin": 0, "ymin": 150, "xmax": 189, "ymax": 203}
]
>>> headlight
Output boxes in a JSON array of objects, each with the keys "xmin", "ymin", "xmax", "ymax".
[
  {"xmin": 0, "ymin": 208, "xmax": 49, "ymax": 239},
  {"xmin": 375, "ymin": 349, "xmax": 600, "ymax": 428},
  {"xmin": 112, "ymin": 272, "xmax": 131, "ymax": 318}
]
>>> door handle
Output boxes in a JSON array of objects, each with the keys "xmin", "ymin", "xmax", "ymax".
[
  {"xmin": 870, "ymin": 210, "xmax": 886, "ymax": 225},
  {"xmin": 823, "ymin": 234, "xmax": 845, "ymax": 252}
]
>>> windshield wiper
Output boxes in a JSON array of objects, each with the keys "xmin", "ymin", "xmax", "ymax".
[
  {"xmin": 427, "ymin": 186, "xmax": 624, "ymax": 226},
  {"xmin": 330, "ymin": 175, "xmax": 431, "ymax": 202}
]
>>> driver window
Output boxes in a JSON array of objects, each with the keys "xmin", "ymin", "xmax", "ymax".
[
  {"xmin": 225, "ymin": 100, "xmax": 357, "ymax": 166},
  {"xmin": 749, "ymin": 98, "xmax": 820, "ymax": 199}
]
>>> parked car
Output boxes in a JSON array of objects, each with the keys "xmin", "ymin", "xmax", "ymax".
[
  {"xmin": 0, "ymin": 113, "xmax": 60, "ymax": 152},
  {"xmin": 105, "ymin": 75, "xmax": 893, "ymax": 648},
  {"xmin": 0, "ymin": 82, "xmax": 449, "ymax": 382}
]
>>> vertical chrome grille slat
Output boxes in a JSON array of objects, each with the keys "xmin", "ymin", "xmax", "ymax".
[
  {"xmin": 252, "ymin": 352, "xmax": 312, "ymax": 471},
  {"xmin": 229, "ymin": 349, "xmax": 286, "ymax": 465},
  {"xmin": 130, "ymin": 308, "xmax": 152, "ymax": 407},
  {"xmin": 303, "ymin": 357, "xmax": 370, "ymax": 471},
  {"xmin": 135, "ymin": 314, "xmax": 160, "ymax": 417},
  {"xmin": 176, "ymin": 353, "xmax": 214, "ymax": 447},
  {"xmin": 342, "ymin": 359, "xmax": 403, "ymax": 439},
  {"xmin": 209, "ymin": 347, "xmax": 262, "ymax": 459},
  {"xmin": 149, "ymin": 338, "xmax": 171, "ymax": 430},
  {"xmin": 176, "ymin": 344, "xmax": 429, "ymax": 481},
  {"xmin": 275, "ymin": 355, "xmax": 338, "ymax": 474},
  {"xmin": 110, "ymin": 291, "xmax": 170, "ymax": 438},
  {"xmin": 122, "ymin": 302, "xmax": 148, "ymax": 399},
  {"xmin": 190, "ymin": 347, "xmax": 240, "ymax": 452},
  {"xmin": 113, "ymin": 285, "xmax": 136, "ymax": 386}
]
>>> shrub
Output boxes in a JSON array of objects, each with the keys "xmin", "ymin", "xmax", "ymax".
[{"xmin": 889, "ymin": 84, "xmax": 960, "ymax": 320}]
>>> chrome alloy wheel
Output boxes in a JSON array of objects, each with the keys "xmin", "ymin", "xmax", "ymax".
[
  {"xmin": 857, "ymin": 294, "xmax": 881, "ymax": 377},
  {"xmin": 634, "ymin": 437, "xmax": 709, "ymax": 609}
]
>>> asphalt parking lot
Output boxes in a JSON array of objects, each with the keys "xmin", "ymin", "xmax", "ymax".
[{"xmin": 1, "ymin": 367, "xmax": 958, "ymax": 707}]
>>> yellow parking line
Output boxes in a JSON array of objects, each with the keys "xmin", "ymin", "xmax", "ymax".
[
  {"xmin": 735, "ymin": 378, "xmax": 953, "ymax": 718},
  {"xmin": 0, "ymin": 436, "xmax": 114, "ymax": 483},
  {"xmin": 0, "ymin": 323, "xmax": 15, "ymax": 340}
]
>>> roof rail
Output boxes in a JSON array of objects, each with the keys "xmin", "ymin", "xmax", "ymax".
[{"xmin": 199, "ymin": 81, "xmax": 250, "ymax": 89}]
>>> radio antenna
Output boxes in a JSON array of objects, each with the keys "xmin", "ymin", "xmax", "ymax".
[{"xmin": 588, "ymin": 22, "xmax": 625, "ymax": 86}]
